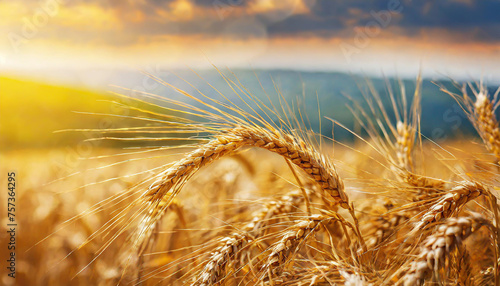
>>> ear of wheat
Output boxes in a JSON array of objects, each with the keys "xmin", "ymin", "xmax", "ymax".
[
  {"xmin": 100, "ymin": 75, "xmax": 364, "ymax": 282},
  {"xmin": 131, "ymin": 125, "xmax": 352, "ymax": 273},
  {"xmin": 474, "ymin": 89, "xmax": 500, "ymax": 163},
  {"xmin": 263, "ymin": 214, "xmax": 331, "ymax": 277},
  {"xmin": 145, "ymin": 126, "xmax": 347, "ymax": 207},
  {"xmin": 442, "ymin": 83, "xmax": 500, "ymax": 165},
  {"xmin": 194, "ymin": 190, "xmax": 305, "ymax": 285},
  {"xmin": 413, "ymin": 181, "xmax": 485, "ymax": 231},
  {"xmin": 401, "ymin": 214, "xmax": 490, "ymax": 285},
  {"xmin": 349, "ymin": 77, "xmax": 445, "ymax": 194}
]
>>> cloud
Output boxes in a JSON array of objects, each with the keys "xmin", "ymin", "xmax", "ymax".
[
  {"xmin": 1, "ymin": 0, "xmax": 499, "ymax": 50},
  {"xmin": 264, "ymin": 0, "xmax": 500, "ymax": 40},
  {"xmin": 397, "ymin": 0, "xmax": 500, "ymax": 41},
  {"xmin": 177, "ymin": 0, "xmax": 500, "ymax": 42}
]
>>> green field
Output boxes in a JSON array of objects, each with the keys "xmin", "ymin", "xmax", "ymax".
[{"xmin": 0, "ymin": 76, "xmax": 121, "ymax": 149}]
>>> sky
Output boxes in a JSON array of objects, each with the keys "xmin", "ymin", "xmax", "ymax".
[{"xmin": 1, "ymin": 0, "xmax": 500, "ymax": 83}]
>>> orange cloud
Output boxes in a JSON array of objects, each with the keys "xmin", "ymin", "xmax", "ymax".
[
  {"xmin": 249, "ymin": 0, "xmax": 310, "ymax": 15},
  {"xmin": 0, "ymin": 0, "xmax": 499, "ymax": 83},
  {"xmin": 156, "ymin": 0, "xmax": 195, "ymax": 22},
  {"xmin": 57, "ymin": 3, "xmax": 122, "ymax": 30}
]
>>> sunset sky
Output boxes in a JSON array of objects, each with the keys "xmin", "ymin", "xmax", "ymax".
[{"xmin": 1, "ymin": 0, "xmax": 500, "ymax": 83}]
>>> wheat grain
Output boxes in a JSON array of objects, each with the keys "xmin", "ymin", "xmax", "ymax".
[
  {"xmin": 443, "ymin": 84, "xmax": 500, "ymax": 165},
  {"xmin": 401, "ymin": 215, "xmax": 489, "ymax": 286},
  {"xmin": 394, "ymin": 122, "xmax": 445, "ymax": 191},
  {"xmin": 413, "ymin": 181, "xmax": 485, "ymax": 231},
  {"xmin": 263, "ymin": 214, "xmax": 333, "ymax": 276},
  {"xmin": 246, "ymin": 190, "xmax": 305, "ymax": 236},
  {"xmin": 145, "ymin": 126, "xmax": 347, "ymax": 207},
  {"xmin": 194, "ymin": 190, "xmax": 305, "ymax": 285},
  {"xmin": 134, "ymin": 125, "xmax": 350, "ymax": 275},
  {"xmin": 452, "ymin": 248, "xmax": 473, "ymax": 286},
  {"xmin": 262, "ymin": 265, "xmax": 341, "ymax": 285},
  {"xmin": 367, "ymin": 212, "xmax": 410, "ymax": 247},
  {"xmin": 474, "ymin": 90, "xmax": 500, "ymax": 164},
  {"xmin": 341, "ymin": 270, "xmax": 372, "ymax": 286},
  {"xmin": 403, "ymin": 173, "xmax": 445, "ymax": 191},
  {"xmin": 396, "ymin": 121, "xmax": 415, "ymax": 172},
  {"xmin": 195, "ymin": 232, "xmax": 249, "ymax": 286}
]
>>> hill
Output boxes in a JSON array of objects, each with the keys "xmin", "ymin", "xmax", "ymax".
[{"xmin": 0, "ymin": 70, "xmax": 487, "ymax": 149}]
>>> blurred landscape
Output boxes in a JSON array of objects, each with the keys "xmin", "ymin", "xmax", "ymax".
[
  {"xmin": 2, "ymin": 0, "xmax": 499, "ymax": 150},
  {"xmin": 0, "ymin": 69, "xmax": 487, "ymax": 151}
]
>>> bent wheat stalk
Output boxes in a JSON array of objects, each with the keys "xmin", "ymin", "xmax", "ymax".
[
  {"xmin": 124, "ymin": 195, "xmax": 188, "ymax": 279},
  {"xmin": 131, "ymin": 125, "xmax": 351, "ymax": 277},
  {"xmin": 145, "ymin": 126, "xmax": 347, "ymax": 206},
  {"xmin": 246, "ymin": 190, "xmax": 306, "ymax": 237},
  {"xmin": 413, "ymin": 181, "xmax": 485, "ymax": 231}
]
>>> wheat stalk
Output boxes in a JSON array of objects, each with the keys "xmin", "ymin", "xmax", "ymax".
[
  {"xmin": 474, "ymin": 89, "xmax": 500, "ymax": 164},
  {"xmin": 442, "ymin": 83, "xmax": 500, "ymax": 165},
  {"xmin": 341, "ymin": 270, "xmax": 373, "ymax": 286},
  {"xmin": 124, "ymin": 195, "xmax": 185, "ymax": 277},
  {"xmin": 413, "ymin": 181, "xmax": 485, "ymax": 231},
  {"xmin": 246, "ymin": 190, "xmax": 305, "ymax": 236},
  {"xmin": 453, "ymin": 248, "xmax": 474, "ymax": 286},
  {"xmin": 132, "ymin": 125, "xmax": 351, "ymax": 273},
  {"xmin": 194, "ymin": 190, "xmax": 305, "ymax": 285},
  {"xmin": 263, "ymin": 214, "xmax": 335, "ymax": 277},
  {"xmin": 367, "ymin": 212, "xmax": 410, "ymax": 248},
  {"xmin": 350, "ymin": 78, "xmax": 444, "ymax": 195},
  {"xmin": 401, "ymin": 214, "xmax": 489, "ymax": 285},
  {"xmin": 195, "ymin": 232, "xmax": 249, "ymax": 286},
  {"xmin": 394, "ymin": 122, "xmax": 445, "ymax": 191},
  {"xmin": 145, "ymin": 126, "xmax": 347, "ymax": 207},
  {"xmin": 395, "ymin": 121, "xmax": 415, "ymax": 172},
  {"xmin": 262, "ymin": 264, "xmax": 341, "ymax": 285}
]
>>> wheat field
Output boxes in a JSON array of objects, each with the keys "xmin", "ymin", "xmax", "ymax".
[{"xmin": 2, "ymin": 73, "xmax": 500, "ymax": 286}]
